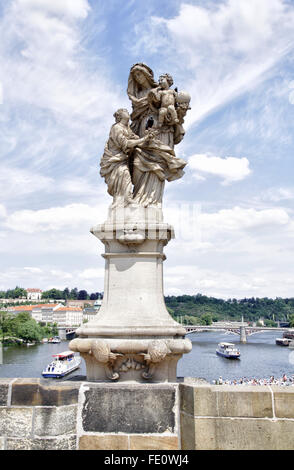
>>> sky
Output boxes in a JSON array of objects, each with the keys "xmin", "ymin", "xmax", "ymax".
[{"xmin": 0, "ymin": 0, "xmax": 294, "ymax": 299}]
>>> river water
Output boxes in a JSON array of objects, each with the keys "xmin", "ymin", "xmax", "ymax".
[{"xmin": 0, "ymin": 330, "xmax": 293, "ymax": 383}]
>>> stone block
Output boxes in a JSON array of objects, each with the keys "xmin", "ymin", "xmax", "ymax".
[
  {"xmin": 180, "ymin": 412, "xmax": 196, "ymax": 450},
  {"xmin": 82, "ymin": 384, "xmax": 176, "ymax": 434},
  {"xmin": 180, "ymin": 384, "xmax": 217, "ymax": 416},
  {"xmin": 182, "ymin": 417, "xmax": 294, "ymax": 450},
  {"xmin": 130, "ymin": 435, "xmax": 179, "ymax": 450},
  {"xmin": 11, "ymin": 378, "xmax": 80, "ymax": 406},
  {"xmin": 6, "ymin": 436, "xmax": 76, "ymax": 450},
  {"xmin": 271, "ymin": 386, "xmax": 294, "ymax": 418},
  {"xmin": 0, "ymin": 378, "xmax": 12, "ymax": 406},
  {"xmin": 79, "ymin": 435, "xmax": 129, "ymax": 450},
  {"xmin": 0, "ymin": 437, "xmax": 5, "ymax": 450},
  {"xmin": 34, "ymin": 405, "xmax": 77, "ymax": 437},
  {"xmin": 0, "ymin": 407, "xmax": 33, "ymax": 438},
  {"xmin": 216, "ymin": 386, "xmax": 273, "ymax": 418},
  {"xmin": 180, "ymin": 384, "xmax": 273, "ymax": 418}
]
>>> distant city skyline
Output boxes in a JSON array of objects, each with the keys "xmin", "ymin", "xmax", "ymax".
[{"xmin": 1, "ymin": 0, "xmax": 294, "ymax": 298}]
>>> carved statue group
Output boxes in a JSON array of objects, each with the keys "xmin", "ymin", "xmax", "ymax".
[{"xmin": 100, "ymin": 63, "xmax": 191, "ymax": 208}]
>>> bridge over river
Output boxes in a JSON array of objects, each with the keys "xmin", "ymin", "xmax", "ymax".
[
  {"xmin": 184, "ymin": 322, "xmax": 293, "ymax": 343},
  {"xmin": 59, "ymin": 322, "xmax": 293, "ymax": 344}
]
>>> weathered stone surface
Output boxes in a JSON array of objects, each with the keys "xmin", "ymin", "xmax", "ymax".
[
  {"xmin": 0, "ymin": 378, "xmax": 12, "ymax": 406},
  {"xmin": 182, "ymin": 417, "xmax": 294, "ymax": 450},
  {"xmin": 180, "ymin": 412, "xmax": 196, "ymax": 450},
  {"xmin": 180, "ymin": 384, "xmax": 273, "ymax": 418},
  {"xmin": 0, "ymin": 437, "xmax": 5, "ymax": 450},
  {"xmin": 6, "ymin": 436, "xmax": 76, "ymax": 450},
  {"xmin": 130, "ymin": 435, "xmax": 179, "ymax": 450},
  {"xmin": 0, "ymin": 407, "xmax": 33, "ymax": 438},
  {"xmin": 216, "ymin": 386, "xmax": 273, "ymax": 418},
  {"xmin": 272, "ymin": 386, "xmax": 294, "ymax": 418},
  {"xmin": 34, "ymin": 405, "xmax": 77, "ymax": 437},
  {"xmin": 11, "ymin": 378, "xmax": 80, "ymax": 406},
  {"xmin": 82, "ymin": 384, "xmax": 176, "ymax": 434},
  {"xmin": 180, "ymin": 384, "xmax": 217, "ymax": 417},
  {"xmin": 79, "ymin": 435, "xmax": 129, "ymax": 450}
]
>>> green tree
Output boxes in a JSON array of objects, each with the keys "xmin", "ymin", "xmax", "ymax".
[
  {"xmin": 63, "ymin": 287, "xmax": 70, "ymax": 299},
  {"xmin": 200, "ymin": 313, "xmax": 213, "ymax": 325},
  {"xmin": 18, "ymin": 320, "xmax": 43, "ymax": 343},
  {"xmin": 70, "ymin": 288, "xmax": 78, "ymax": 299},
  {"xmin": 6, "ymin": 286, "xmax": 27, "ymax": 299},
  {"xmin": 78, "ymin": 290, "xmax": 88, "ymax": 300},
  {"xmin": 42, "ymin": 288, "xmax": 63, "ymax": 300},
  {"xmin": 0, "ymin": 311, "xmax": 12, "ymax": 342}
]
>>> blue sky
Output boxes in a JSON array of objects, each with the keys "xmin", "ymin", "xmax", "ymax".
[{"xmin": 0, "ymin": 0, "xmax": 294, "ymax": 298}]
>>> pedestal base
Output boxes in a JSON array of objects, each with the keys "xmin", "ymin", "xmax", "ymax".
[{"xmin": 70, "ymin": 209, "xmax": 192, "ymax": 382}]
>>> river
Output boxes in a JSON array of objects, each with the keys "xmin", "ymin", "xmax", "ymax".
[{"xmin": 0, "ymin": 330, "xmax": 293, "ymax": 383}]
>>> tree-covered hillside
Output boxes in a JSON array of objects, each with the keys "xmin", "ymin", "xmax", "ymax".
[{"xmin": 165, "ymin": 294, "xmax": 294, "ymax": 326}]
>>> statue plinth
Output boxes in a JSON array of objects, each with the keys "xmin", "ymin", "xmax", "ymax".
[{"xmin": 70, "ymin": 208, "xmax": 192, "ymax": 382}]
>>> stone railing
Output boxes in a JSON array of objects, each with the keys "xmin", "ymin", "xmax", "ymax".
[
  {"xmin": 0, "ymin": 378, "xmax": 293, "ymax": 450},
  {"xmin": 180, "ymin": 381, "xmax": 294, "ymax": 450}
]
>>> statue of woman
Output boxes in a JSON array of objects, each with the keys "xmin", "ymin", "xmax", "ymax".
[
  {"xmin": 127, "ymin": 63, "xmax": 187, "ymax": 207},
  {"xmin": 100, "ymin": 108, "xmax": 154, "ymax": 208},
  {"xmin": 127, "ymin": 63, "xmax": 158, "ymax": 137}
]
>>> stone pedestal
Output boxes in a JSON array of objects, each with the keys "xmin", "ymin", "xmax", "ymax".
[{"xmin": 70, "ymin": 206, "xmax": 192, "ymax": 382}]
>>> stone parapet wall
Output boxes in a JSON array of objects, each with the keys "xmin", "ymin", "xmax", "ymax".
[
  {"xmin": 0, "ymin": 379, "xmax": 179, "ymax": 450},
  {"xmin": 1, "ymin": 378, "xmax": 293, "ymax": 450},
  {"xmin": 180, "ymin": 382, "xmax": 294, "ymax": 450},
  {"xmin": 0, "ymin": 378, "xmax": 79, "ymax": 450}
]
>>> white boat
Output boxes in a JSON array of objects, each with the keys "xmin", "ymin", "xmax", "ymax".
[
  {"xmin": 216, "ymin": 342, "xmax": 240, "ymax": 359},
  {"xmin": 48, "ymin": 336, "xmax": 61, "ymax": 344},
  {"xmin": 42, "ymin": 351, "xmax": 81, "ymax": 378},
  {"xmin": 276, "ymin": 338, "xmax": 291, "ymax": 346}
]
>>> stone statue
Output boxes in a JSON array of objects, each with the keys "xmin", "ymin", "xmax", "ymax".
[
  {"xmin": 149, "ymin": 73, "xmax": 179, "ymax": 128},
  {"xmin": 70, "ymin": 63, "xmax": 192, "ymax": 383},
  {"xmin": 100, "ymin": 108, "xmax": 156, "ymax": 208},
  {"xmin": 100, "ymin": 63, "xmax": 191, "ymax": 208}
]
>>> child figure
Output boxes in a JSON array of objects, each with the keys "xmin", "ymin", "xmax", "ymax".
[{"xmin": 155, "ymin": 73, "xmax": 179, "ymax": 128}]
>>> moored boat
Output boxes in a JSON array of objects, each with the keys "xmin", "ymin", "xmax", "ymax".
[
  {"xmin": 276, "ymin": 338, "xmax": 291, "ymax": 346},
  {"xmin": 283, "ymin": 330, "xmax": 294, "ymax": 340},
  {"xmin": 216, "ymin": 342, "xmax": 240, "ymax": 359},
  {"xmin": 42, "ymin": 351, "xmax": 81, "ymax": 378}
]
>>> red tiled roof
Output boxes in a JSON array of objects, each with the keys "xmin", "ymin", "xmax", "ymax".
[
  {"xmin": 26, "ymin": 288, "xmax": 42, "ymax": 292},
  {"xmin": 11, "ymin": 303, "xmax": 60, "ymax": 311},
  {"xmin": 10, "ymin": 305, "xmax": 35, "ymax": 311},
  {"xmin": 56, "ymin": 307, "xmax": 83, "ymax": 311}
]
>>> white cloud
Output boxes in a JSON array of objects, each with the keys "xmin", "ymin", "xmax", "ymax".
[
  {"xmin": 163, "ymin": 264, "xmax": 292, "ymax": 299},
  {"xmin": 132, "ymin": 0, "xmax": 294, "ymax": 126},
  {"xmin": 0, "ymin": 204, "xmax": 7, "ymax": 218},
  {"xmin": 0, "ymin": 166, "xmax": 53, "ymax": 199},
  {"xmin": 0, "ymin": 0, "xmax": 126, "ymax": 177},
  {"xmin": 260, "ymin": 187, "xmax": 294, "ymax": 202},
  {"xmin": 24, "ymin": 267, "xmax": 42, "ymax": 273},
  {"xmin": 16, "ymin": 0, "xmax": 90, "ymax": 19},
  {"xmin": 188, "ymin": 154, "xmax": 251, "ymax": 185},
  {"xmin": 78, "ymin": 268, "xmax": 105, "ymax": 280},
  {"xmin": 199, "ymin": 206, "xmax": 290, "ymax": 233},
  {"xmin": 0, "ymin": 0, "xmax": 122, "ymax": 121},
  {"xmin": 4, "ymin": 202, "xmax": 108, "ymax": 233}
]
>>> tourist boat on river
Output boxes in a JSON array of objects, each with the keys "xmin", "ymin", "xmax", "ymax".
[
  {"xmin": 42, "ymin": 351, "xmax": 81, "ymax": 378},
  {"xmin": 48, "ymin": 336, "xmax": 61, "ymax": 344},
  {"xmin": 216, "ymin": 342, "xmax": 240, "ymax": 359},
  {"xmin": 276, "ymin": 338, "xmax": 291, "ymax": 346}
]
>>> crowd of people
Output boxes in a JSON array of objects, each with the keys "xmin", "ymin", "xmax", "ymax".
[{"xmin": 213, "ymin": 374, "xmax": 294, "ymax": 386}]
